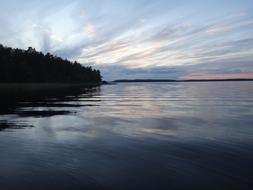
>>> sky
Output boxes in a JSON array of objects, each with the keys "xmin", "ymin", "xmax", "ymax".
[{"xmin": 0, "ymin": 0, "xmax": 253, "ymax": 80}]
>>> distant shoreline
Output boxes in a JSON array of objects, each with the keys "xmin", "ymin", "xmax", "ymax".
[{"xmin": 114, "ymin": 79, "xmax": 253, "ymax": 83}]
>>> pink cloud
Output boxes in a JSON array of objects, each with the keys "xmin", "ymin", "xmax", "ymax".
[{"xmin": 182, "ymin": 73, "xmax": 253, "ymax": 80}]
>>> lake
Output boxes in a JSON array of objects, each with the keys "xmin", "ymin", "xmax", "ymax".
[{"xmin": 0, "ymin": 82, "xmax": 253, "ymax": 190}]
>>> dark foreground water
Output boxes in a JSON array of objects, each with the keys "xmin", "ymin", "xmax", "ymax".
[{"xmin": 0, "ymin": 82, "xmax": 253, "ymax": 190}]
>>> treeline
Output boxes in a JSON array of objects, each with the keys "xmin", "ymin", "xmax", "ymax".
[{"xmin": 0, "ymin": 44, "xmax": 102, "ymax": 83}]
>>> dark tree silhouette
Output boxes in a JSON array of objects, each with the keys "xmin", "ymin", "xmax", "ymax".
[{"xmin": 0, "ymin": 44, "xmax": 102, "ymax": 83}]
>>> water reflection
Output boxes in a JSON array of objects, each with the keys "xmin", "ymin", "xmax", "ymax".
[
  {"xmin": 0, "ymin": 120, "xmax": 34, "ymax": 131},
  {"xmin": 0, "ymin": 86, "xmax": 100, "ymax": 129},
  {"xmin": 0, "ymin": 82, "xmax": 253, "ymax": 190},
  {"xmin": 0, "ymin": 87, "xmax": 100, "ymax": 117}
]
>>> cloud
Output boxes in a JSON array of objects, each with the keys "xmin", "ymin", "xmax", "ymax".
[
  {"xmin": 91, "ymin": 63, "xmax": 184, "ymax": 80},
  {"xmin": 206, "ymin": 26, "xmax": 227, "ymax": 34},
  {"xmin": 0, "ymin": 0, "xmax": 253, "ymax": 79},
  {"xmin": 84, "ymin": 23, "xmax": 96, "ymax": 39}
]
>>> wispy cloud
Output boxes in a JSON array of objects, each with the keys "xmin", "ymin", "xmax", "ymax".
[
  {"xmin": 0, "ymin": 0, "xmax": 253, "ymax": 79},
  {"xmin": 84, "ymin": 23, "xmax": 96, "ymax": 39}
]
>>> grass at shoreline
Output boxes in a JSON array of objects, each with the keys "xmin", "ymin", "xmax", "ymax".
[{"xmin": 0, "ymin": 83, "xmax": 100, "ymax": 95}]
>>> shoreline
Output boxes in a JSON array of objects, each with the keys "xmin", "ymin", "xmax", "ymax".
[
  {"xmin": 114, "ymin": 79, "xmax": 253, "ymax": 83},
  {"xmin": 0, "ymin": 83, "xmax": 101, "ymax": 96}
]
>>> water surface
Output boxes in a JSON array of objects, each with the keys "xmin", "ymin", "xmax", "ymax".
[{"xmin": 0, "ymin": 82, "xmax": 253, "ymax": 190}]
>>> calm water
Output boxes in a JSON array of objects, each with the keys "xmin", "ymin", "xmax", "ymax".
[{"xmin": 0, "ymin": 82, "xmax": 253, "ymax": 190}]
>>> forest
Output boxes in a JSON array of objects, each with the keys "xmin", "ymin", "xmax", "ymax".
[{"xmin": 0, "ymin": 44, "xmax": 102, "ymax": 83}]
